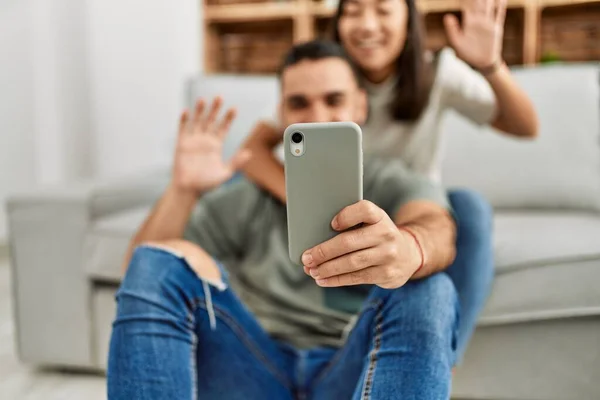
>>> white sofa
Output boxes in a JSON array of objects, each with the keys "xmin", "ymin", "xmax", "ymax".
[{"xmin": 7, "ymin": 63, "xmax": 600, "ymax": 399}]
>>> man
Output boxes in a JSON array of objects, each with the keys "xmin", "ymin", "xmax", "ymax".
[{"xmin": 108, "ymin": 40, "xmax": 458, "ymax": 400}]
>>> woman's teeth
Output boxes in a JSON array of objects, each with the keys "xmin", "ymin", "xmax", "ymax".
[{"xmin": 357, "ymin": 41, "xmax": 380, "ymax": 49}]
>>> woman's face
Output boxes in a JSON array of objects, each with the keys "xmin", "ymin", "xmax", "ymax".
[{"xmin": 337, "ymin": 0, "xmax": 408, "ymax": 83}]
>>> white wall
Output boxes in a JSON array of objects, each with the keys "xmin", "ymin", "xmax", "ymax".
[
  {"xmin": 0, "ymin": 0, "xmax": 92, "ymax": 242},
  {"xmin": 31, "ymin": 0, "xmax": 92, "ymax": 184},
  {"xmin": 0, "ymin": 0, "xmax": 201, "ymax": 241},
  {"xmin": 87, "ymin": 0, "xmax": 201, "ymax": 178},
  {"xmin": 0, "ymin": 1, "xmax": 37, "ymax": 241},
  {"xmin": 0, "ymin": 0, "xmax": 202, "ymax": 243}
]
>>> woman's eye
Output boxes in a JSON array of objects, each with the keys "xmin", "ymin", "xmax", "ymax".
[
  {"xmin": 343, "ymin": 5, "xmax": 361, "ymax": 16},
  {"xmin": 377, "ymin": 6, "xmax": 391, "ymax": 15}
]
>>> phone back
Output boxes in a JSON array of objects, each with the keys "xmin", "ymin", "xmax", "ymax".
[{"xmin": 284, "ymin": 122, "xmax": 363, "ymax": 265}]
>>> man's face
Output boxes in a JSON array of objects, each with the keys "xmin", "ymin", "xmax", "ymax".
[{"xmin": 279, "ymin": 58, "xmax": 367, "ymax": 126}]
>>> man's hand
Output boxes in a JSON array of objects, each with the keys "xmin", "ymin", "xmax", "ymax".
[
  {"xmin": 172, "ymin": 97, "xmax": 251, "ymax": 195},
  {"xmin": 302, "ymin": 200, "xmax": 422, "ymax": 289}
]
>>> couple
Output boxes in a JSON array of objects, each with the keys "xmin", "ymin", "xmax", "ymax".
[
  {"xmin": 108, "ymin": 0, "xmax": 538, "ymax": 397},
  {"xmin": 108, "ymin": 39, "xmax": 459, "ymax": 399}
]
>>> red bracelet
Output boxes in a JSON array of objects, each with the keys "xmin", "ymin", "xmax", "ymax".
[{"xmin": 397, "ymin": 226, "xmax": 424, "ymax": 274}]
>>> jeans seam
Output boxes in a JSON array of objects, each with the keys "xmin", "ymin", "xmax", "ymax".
[
  {"xmin": 191, "ymin": 331, "xmax": 198, "ymax": 400},
  {"xmin": 361, "ymin": 305, "xmax": 383, "ymax": 400},
  {"xmin": 193, "ymin": 300, "xmax": 293, "ymax": 390},
  {"xmin": 311, "ymin": 299, "xmax": 383, "ymax": 387}
]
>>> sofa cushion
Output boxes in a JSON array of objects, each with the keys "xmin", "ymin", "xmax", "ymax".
[
  {"xmin": 442, "ymin": 63, "xmax": 600, "ymax": 212},
  {"xmin": 494, "ymin": 211, "xmax": 600, "ymax": 273},
  {"xmin": 480, "ymin": 257, "xmax": 600, "ymax": 326},
  {"xmin": 85, "ymin": 206, "xmax": 151, "ymax": 283},
  {"xmin": 186, "ymin": 75, "xmax": 279, "ymax": 161},
  {"xmin": 482, "ymin": 212, "xmax": 600, "ymax": 325}
]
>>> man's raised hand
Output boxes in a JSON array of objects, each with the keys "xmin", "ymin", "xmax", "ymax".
[{"xmin": 171, "ymin": 97, "xmax": 251, "ymax": 195}]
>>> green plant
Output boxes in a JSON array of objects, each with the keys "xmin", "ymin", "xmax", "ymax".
[{"xmin": 540, "ymin": 50, "xmax": 563, "ymax": 64}]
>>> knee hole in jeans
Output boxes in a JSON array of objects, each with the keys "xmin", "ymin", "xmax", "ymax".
[{"xmin": 140, "ymin": 240, "xmax": 224, "ymax": 288}]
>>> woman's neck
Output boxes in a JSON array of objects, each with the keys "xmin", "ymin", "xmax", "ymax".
[{"xmin": 363, "ymin": 66, "xmax": 395, "ymax": 85}]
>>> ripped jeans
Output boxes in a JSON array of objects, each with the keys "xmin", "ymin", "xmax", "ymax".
[{"xmin": 107, "ymin": 246, "xmax": 459, "ymax": 400}]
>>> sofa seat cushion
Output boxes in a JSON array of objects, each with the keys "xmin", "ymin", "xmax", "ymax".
[
  {"xmin": 85, "ymin": 206, "xmax": 151, "ymax": 283},
  {"xmin": 494, "ymin": 212, "xmax": 600, "ymax": 273},
  {"xmin": 482, "ymin": 212, "xmax": 600, "ymax": 325}
]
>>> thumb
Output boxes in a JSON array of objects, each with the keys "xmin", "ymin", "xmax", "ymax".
[
  {"xmin": 229, "ymin": 149, "xmax": 252, "ymax": 171},
  {"xmin": 443, "ymin": 14, "xmax": 462, "ymax": 49}
]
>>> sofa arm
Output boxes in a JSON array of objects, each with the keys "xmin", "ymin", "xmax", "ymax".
[
  {"xmin": 9, "ymin": 167, "xmax": 170, "ymax": 219},
  {"xmin": 6, "ymin": 168, "xmax": 169, "ymax": 369}
]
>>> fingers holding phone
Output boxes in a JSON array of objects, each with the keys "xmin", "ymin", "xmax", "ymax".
[{"xmin": 302, "ymin": 200, "xmax": 421, "ymax": 289}]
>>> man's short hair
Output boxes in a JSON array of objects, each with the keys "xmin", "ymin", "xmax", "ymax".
[{"xmin": 278, "ymin": 39, "xmax": 364, "ymax": 88}]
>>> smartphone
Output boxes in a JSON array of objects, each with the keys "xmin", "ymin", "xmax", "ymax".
[{"xmin": 284, "ymin": 122, "xmax": 363, "ymax": 265}]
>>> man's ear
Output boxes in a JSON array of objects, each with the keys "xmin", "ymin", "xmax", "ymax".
[{"xmin": 354, "ymin": 88, "xmax": 368, "ymax": 125}]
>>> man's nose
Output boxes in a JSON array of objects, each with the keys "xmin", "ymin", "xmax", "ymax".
[{"xmin": 309, "ymin": 106, "xmax": 332, "ymax": 123}]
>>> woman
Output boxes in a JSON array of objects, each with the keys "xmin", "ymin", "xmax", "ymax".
[{"xmin": 241, "ymin": 0, "xmax": 538, "ymax": 362}]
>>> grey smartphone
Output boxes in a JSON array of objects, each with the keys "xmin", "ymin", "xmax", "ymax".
[{"xmin": 284, "ymin": 122, "xmax": 363, "ymax": 265}]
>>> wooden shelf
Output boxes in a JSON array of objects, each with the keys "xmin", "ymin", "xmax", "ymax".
[
  {"xmin": 311, "ymin": 0, "xmax": 530, "ymax": 20},
  {"xmin": 203, "ymin": 0, "xmax": 600, "ymax": 74},
  {"xmin": 310, "ymin": 3, "xmax": 335, "ymax": 18},
  {"xmin": 417, "ymin": 0, "xmax": 528, "ymax": 13},
  {"xmin": 205, "ymin": 2, "xmax": 299, "ymax": 23},
  {"xmin": 539, "ymin": 0, "xmax": 600, "ymax": 8},
  {"xmin": 204, "ymin": 0, "xmax": 600, "ymax": 23}
]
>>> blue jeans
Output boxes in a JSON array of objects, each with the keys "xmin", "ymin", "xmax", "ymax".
[
  {"xmin": 107, "ymin": 246, "xmax": 459, "ymax": 399},
  {"xmin": 446, "ymin": 189, "xmax": 495, "ymax": 362}
]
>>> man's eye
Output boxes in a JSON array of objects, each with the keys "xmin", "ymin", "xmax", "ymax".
[
  {"xmin": 326, "ymin": 96, "xmax": 344, "ymax": 106},
  {"xmin": 288, "ymin": 100, "xmax": 308, "ymax": 109}
]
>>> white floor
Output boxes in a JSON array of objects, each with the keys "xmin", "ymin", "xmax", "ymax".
[{"xmin": 0, "ymin": 253, "xmax": 106, "ymax": 400}]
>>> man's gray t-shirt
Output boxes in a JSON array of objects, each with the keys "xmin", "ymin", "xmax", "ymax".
[{"xmin": 184, "ymin": 158, "xmax": 450, "ymax": 349}]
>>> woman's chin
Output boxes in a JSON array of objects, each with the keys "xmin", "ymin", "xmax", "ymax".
[
  {"xmin": 353, "ymin": 54, "xmax": 388, "ymax": 72},
  {"xmin": 360, "ymin": 64, "xmax": 394, "ymax": 83}
]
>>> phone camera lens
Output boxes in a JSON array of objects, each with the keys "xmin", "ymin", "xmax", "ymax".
[{"xmin": 291, "ymin": 132, "xmax": 303, "ymax": 144}]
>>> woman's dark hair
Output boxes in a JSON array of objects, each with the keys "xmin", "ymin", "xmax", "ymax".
[{"xmin": 331, "ymin": 0, "xmax": 434, "ymax": 121}]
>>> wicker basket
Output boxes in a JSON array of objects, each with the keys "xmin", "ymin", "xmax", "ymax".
[
  {"xmin": 316, "ymin": 18, "xmax": 334, "ymax": 39},
  {"xmin": 502, "ymin": 9, "xmax": 524, "ymax": 66},
  {"xmin": 220, "ymin": 32, "xmax": 293, "ymax": 74},
  {"xmin": 541, "ymin": 3, "xmax": 600, "ymax": 62}
]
